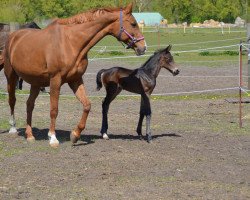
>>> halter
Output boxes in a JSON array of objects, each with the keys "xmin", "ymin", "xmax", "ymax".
[{"xmin": 118, "ymin": 9, "xmax": 145, "ymax": 49}]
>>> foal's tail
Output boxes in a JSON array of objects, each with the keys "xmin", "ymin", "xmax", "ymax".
[{"xmin": 96, "ymin": 69, "xmax": 106, "ymax": 91}]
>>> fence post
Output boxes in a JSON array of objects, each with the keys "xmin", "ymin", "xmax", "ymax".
[
  {"xmin": 9, "ymin": 22, "xmax": 20, "ymax": 33},
  {"xmin": 239, "ymin": 42, "xmax": 243, "ymax": 128},
  {"xmin": 247, "ymin": 23, "xmax": 250, "ymax": 89}
]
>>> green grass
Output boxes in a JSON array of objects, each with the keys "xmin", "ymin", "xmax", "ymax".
[{"xmin": 88, "ymin": 27, "xmax": 246, "ymax": 67}]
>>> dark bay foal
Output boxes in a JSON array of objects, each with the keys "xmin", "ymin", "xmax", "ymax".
[{"xmin": 96, "ymin": 45, "xmax": 179, "ymax": 142}]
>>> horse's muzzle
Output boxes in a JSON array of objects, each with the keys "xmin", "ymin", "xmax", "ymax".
[{"xmin": 135, "ymin": 46, "xmax": 147, "ymax": 56}]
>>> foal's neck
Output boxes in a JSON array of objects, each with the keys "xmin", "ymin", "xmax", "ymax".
[{"xmin": 142, "ymin": 55, "xmax": 162, "ymax": 79}]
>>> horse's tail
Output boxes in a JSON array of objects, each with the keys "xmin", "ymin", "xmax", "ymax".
[{"xmin": 96, "ymin": 69, "xmax": 106, "ymax": 91}]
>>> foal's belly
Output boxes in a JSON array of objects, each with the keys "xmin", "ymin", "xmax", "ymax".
[{"xmin": 120, "ymin": 76, "xmax": 143, "ymax": 94}]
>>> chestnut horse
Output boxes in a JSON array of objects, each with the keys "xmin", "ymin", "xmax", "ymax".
[
  {"xmin": 2, "ymin": 3, "xmax": 146, "ymax": 147},
  {"xmin": 96, "ymin": 45, "xmax": 179, "ymax": 142}
]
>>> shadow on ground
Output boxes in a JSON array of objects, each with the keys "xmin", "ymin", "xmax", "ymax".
[{"xmin": 15, "ymin": 128, "xmax": 181, "ymax": 145}]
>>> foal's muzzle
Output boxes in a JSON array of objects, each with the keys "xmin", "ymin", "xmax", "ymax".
[{"xmin": 172, "ymin": 69, "xmax": 180, "ymax": 76}]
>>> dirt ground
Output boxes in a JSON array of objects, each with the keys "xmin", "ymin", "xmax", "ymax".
[{"xmin": 0, "ymin": 60, "xmax": 250, "ymax": 199}]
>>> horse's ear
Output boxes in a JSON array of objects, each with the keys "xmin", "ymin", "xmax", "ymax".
[
  {"xmin": 124, "ymin": 3, "xmax": 133, "ymax": 14},
  {"xmin": 166, "ymin": 45, "xmax": 172, "ymax": 52}
]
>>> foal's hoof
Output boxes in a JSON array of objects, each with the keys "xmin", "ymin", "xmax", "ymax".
[
  {"xmin": 138, "ymin": 134, "xmax": 143, "ymax": 140},
  {"xmin": 102, "ymin": 133, "xmax": 109, "ymax": 140},
  {"xmin": 146, "ymin": 134, "xmax": 152, "ymax": 143},
  {"xmin": 70, "ymin": 131, "xmax": 80, "ymax": 144},
  {"xmin": 27, "ymin": 136, "xmax": 35, "ymax": 143}
]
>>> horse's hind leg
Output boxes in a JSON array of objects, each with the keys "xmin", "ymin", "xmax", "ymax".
[
  {"xmin": 68, "ymin": 79, "xmax": 91, "ymax": 144},
  {"xmin": 25, "ymin": 85, "xmax": 40, "ymax": 142},
  {"xmin": 6, "ymin": 73, "xmax": 19, "ymax": 134},
  {"xmin": 101, "ymin": 83, "xmax": 121, "ymax": 139}
]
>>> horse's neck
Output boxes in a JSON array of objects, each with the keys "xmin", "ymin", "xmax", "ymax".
[{"xmin": 63, "ymin": 14, "xmax": 116, "ymax": 55}]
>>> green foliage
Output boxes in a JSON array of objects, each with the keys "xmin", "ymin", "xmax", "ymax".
[
  {"xmin": 0, "ymin": 0, "xmax": 248, "ymax": 24},
  {"xmin": 152, "ymin": 0, "xmax": 248, "ymax": 24}
]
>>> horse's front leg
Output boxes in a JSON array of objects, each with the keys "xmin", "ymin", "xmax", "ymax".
[
  {"xmin": 48, "ymin": 75, "xmax": 61, "ymax": 148},
  {"xmin": 68, "ymin": 79, "xmax": 91, "ymax": 144}
]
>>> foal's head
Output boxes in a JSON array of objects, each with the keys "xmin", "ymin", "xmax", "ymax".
[{"xmin": 159, "ymin": 45, "xmax": 179, "ymax": 76}]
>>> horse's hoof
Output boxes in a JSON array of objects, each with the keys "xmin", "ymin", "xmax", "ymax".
[
  {"xmin": 138, "ymin": 134, "xmax": 143, "ymax": 140},
  {"xmin": 102, "ymin": 133, "xmax": 109, "ymax": 140},
  {"xmin": 49, "ymin": 134, "xmax": 59, "ymax": 148},
  {"xmin": 70, "ymin": 131, "xmax": 80, "ymax": 144},
  {"xmin": 27, "ymin": 136, "xmax": 35, "ymax": 142},
  {"xmin": 9, "ymin": 127, "xmax": 17, "ymax": 134},
  {"xmin": 50, "ymin": 141, "xmax": 59, "ymax": 148}
]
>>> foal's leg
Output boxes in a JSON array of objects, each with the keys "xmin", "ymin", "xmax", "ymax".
[
  {"xmin": 141, "ymin": 94, "xmax": 152, "ymax": 143},
  {"xmin": 68, "ymin": 79, "xmax": 91, "ymax": 144},
  {"xmin": 6, "ymin": 73, "xmax": 19, "ymax": 134},
  {"xmin": 25, "ymin": 85, "xmax": 40, "ymax": 142},
  {"xmin": 19, "ymin": 78, "xmax": 23, "ymax": 90},
  {"xmin": 48, "ymin": 75, "xmax": 61, "ymax": 148},
  {"xmin": 136, "ymin": 97, "xmax": 145, "ymax": 140},
  {"xmin": 101, "ymin": 83, "xmax": 121, "ymax": 139}
]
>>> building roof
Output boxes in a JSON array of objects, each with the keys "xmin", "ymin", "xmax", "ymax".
[{"xmin": 132, "ymin": 12, "xmax": 164, "ymax": 26}]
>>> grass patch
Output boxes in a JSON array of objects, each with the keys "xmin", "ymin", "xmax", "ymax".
[
  {"xmin": 199, "ymin": 51, "xmax": 239, "ymax": 56},
  {"xmin": 108, "ymin": 51, "xmax": 125, "ymax": 56}
]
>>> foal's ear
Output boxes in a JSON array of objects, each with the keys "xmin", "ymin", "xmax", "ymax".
[
  {"xmin": 166, "ymin": 45, "xmax": 172, "ymax": 52},
  {"xmin": 125, "ymin": 3, "xmax": 133, "ymax": 14}
]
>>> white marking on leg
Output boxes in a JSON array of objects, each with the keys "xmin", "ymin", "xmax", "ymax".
[
  {"xmin": 9, "ymin": 114, "xmax": 17, "ymax": 134},
  {"xmin": 103, "ymin": 133, "xmax": 109, "ymax": 140},
  {"xmin": 48, "ymin": 131, "xmax": 52, "ymax": 138},
  {"xmin": 48, "ymin": 132, "xmax": 59, "ymax": 147}
]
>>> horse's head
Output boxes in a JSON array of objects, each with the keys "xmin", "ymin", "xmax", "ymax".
[
  {"xmin": 112, "ymin": 3, "xmax": 147, "ymax": 56},
  {"xmin": 160, "ymin": 45, "xmax": 179, "ymax": 76}
]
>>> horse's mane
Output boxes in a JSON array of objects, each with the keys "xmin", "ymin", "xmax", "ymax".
[
  {"xmin": 140, "ymin": 48, "xmax": 166, "ymax": 69},
  {"xmin": 56, "ymin": 7, "xmax": 121, "ymax": 25}
]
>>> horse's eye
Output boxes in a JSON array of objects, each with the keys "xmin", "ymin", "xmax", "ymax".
[{"xmin": 131, "ymin": 22, "xmax": 137, "ymax": 27}]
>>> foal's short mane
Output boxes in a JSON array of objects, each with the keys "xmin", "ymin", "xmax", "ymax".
[
  {"xmin": 141, "ymin": 48, "xmax": 166, "ymax": 69},
  {"xmin": 56, "ymin": 7, "xmax": 121, "ymax": 25}
]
